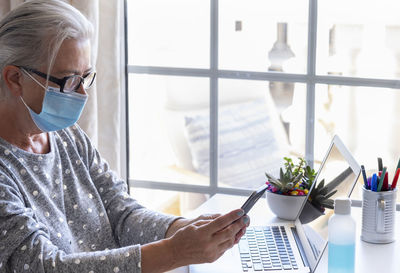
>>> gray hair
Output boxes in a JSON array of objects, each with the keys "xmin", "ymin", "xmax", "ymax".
[{"xmin": 0, "ymin": 0, "xmax": 93, "ymax": 96}]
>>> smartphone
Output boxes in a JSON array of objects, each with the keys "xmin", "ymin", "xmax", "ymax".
[{"xmin": 241, "ymin": 184, "xmax": 269, "ymax": 215}]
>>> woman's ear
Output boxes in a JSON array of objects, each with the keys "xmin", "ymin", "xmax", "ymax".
[{"xmin": 2, "ymin": 65, "xmax": 24, "ymax": 97}]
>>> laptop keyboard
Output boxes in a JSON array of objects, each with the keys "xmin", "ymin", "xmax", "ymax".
[{"xmin": 239, "ymin": 226, "xmax": 299, "ymax": 272}]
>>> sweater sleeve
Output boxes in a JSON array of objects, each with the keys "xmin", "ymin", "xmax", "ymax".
[
  {"xmin": 0, "ymin": 171, "xmax": 142, "ymax": 273},
  {"xmin": 69, "ymin": 125, "xmax": 182, "ymax": 246}
]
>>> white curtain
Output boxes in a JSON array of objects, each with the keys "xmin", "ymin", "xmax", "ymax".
[
  {"xmin": 70, "ymin": 0, "xmax": 124, "ymax": 176},
  {"xmin": 0, "ymin": 0, "xmax": 124, "ymax": 176}
]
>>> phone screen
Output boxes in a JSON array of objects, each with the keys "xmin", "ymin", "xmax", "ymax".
[{"xmin": 241, "ymin": 184, "xmax": 268, "ymax": 214}]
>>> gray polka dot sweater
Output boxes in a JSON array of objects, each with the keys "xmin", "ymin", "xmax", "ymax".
[{"xmin": 0, "ymin": 125, "xmax": 180, "ymax": 273}]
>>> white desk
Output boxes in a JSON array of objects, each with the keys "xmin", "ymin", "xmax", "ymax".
[{"xmin": 170, "ymin": 194, "xmax": 400, "ymax": 273}]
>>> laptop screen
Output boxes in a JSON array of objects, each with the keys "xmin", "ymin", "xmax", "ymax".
[{"xmin": 296, "ymin": 136, "xmax": 361, "ymax": 271}]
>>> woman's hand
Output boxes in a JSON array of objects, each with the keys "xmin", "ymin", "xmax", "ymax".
[
  {"xmin": 165, "ymin": 213, "xmax": 221, "ymax": 238},
  {"xmin": 166, "ymin": 209, "xmax": 250, "ymax": 267}
]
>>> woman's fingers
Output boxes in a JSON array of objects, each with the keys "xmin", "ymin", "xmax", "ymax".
[
  {"xmin": 197, "ymin": 213, "xmax": 221, "ymax": 221},
  {"xmin": 216, "ymin": 222, "xmax": 248, "ymax": 254},
  {"xmin": 183, "ymin": 213, "xmax": 221, "ymax": 228},
  {"xmin": 234, "ymin": 214, "xmax": 250, "ymax": 243},
  {"xmin": 217, "ymin": 224, "xmax": 248, "ymax": 252},
  {"xmin": 234, "ymin": 226, "xmax": 247, "ymax": 244},
  {"xmin": 193, "ymin": 219, "xmax": 212, "ymax": 227},
  {"xmin": 203, "ymin": 209, "xmax": 244, "ymax": 233},
  {"xmin": 212, "ymin": 215, "xmax": 249, "ymax": 244},
  {"xmin": 218, "ymin": 236, "xmax": 236, "ymax": 252}
]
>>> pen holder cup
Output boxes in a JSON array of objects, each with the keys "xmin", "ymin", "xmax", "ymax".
[{"xmin": 361, "ymin": 187, "xmax": 397, "ymax": 244}]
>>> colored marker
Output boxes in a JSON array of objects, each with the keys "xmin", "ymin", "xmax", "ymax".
[
  {"xmin": 391, "ymin": 168, "xmax": 400, "ymax": 190},
  {"xmin": 371, "ymin": 173, "xmax": 378, "ymax": 192},
  {"xmin": 361, "ymin": 165, "xmax": 368, "ymax": 189},
  {"xmin": 377, "ymin": 167, "xmax": 387, "ymax": 192},
  {"xmin": 382, "ymin": 172, "xmax": 389, "ymax": 191},
  {"xmin": 367, "ymin": 176, "xmax": 372, "ymax": 189},
  {"xmin": 378, "ymin": 157, "xmax": 383, "ymax": 172},
  {"xmin": 397, "ymin": 158, "xmax": 400, "ymax": 171}
]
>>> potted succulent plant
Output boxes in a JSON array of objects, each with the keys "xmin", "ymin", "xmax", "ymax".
[
  {"xmin": 265, "ymin": 157, "xmax": 351, "ymax": 221},
  {"xmin": 265, "ymin": 157, "xmax": 316, "ymax": 220}
]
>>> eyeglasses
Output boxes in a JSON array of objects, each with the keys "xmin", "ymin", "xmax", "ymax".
[{"xmin": 20, "ymin": 66, "xmax": 96, "ymax": 93}]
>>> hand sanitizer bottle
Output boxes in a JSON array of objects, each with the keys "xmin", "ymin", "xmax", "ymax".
[{"xmin": 328, "ymin": 197, "xmax": 356, "ymax": 273}]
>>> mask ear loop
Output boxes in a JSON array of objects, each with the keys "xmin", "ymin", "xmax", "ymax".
[
  {"xmin": 20, "ymin": 94, "xmax": 45, "ymax": 132},
  {"xmin": 20, "ymin": 68, "xmax": 47, "ymax": 90},
  {"xmin": 20, "ymin": 95, "xmax": 34, "ymax": 113},
  {"xmin": 19, "ymin": 68, "xmax": 46, "ymax": 116}
]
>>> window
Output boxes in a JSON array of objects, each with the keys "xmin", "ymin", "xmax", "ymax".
[{"xmin": 125, "ymin": 0, "xmax": 400, "ymax": 212}]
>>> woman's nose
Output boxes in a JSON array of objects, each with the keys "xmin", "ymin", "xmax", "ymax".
[{"xmin": 76, "ymin": 82, "xmax": 87, "ymax": 95}]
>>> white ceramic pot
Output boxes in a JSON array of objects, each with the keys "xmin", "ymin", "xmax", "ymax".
[{"xmin": 266, "ymin": 190, "xmax": 306, "ymax": 220}]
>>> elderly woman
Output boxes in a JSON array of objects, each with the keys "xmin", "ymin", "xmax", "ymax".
[{"xmin": 0, "ymin": 1, "xmax": 249, "ymax": 272}]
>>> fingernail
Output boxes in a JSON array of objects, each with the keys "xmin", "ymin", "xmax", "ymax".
[
  {"xmin": 243, "ymin": 216, "xmax": 249, "ymax": 224},
  {"xmin": 237, "ymin": 210, "xmax": 244, "ymax": 217}
]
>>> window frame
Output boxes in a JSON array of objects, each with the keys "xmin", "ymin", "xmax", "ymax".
[{"xmin": 124, "ymin": 0, "xmax": 400, "ymax": 209}]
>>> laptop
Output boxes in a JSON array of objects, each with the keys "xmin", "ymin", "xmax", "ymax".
[{"xmin": 189, "ymin": 135, "xmax": 361, "ymax": 273}]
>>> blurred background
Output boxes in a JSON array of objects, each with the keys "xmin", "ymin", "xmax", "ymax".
[{"xmin": 125, "ymin": 0, "xmax": 400, "ymax": 214}]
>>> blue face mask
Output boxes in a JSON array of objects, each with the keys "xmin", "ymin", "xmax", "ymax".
[{"xmin": 21, "ymin": 76, "xmax": 88, "ymax": 132}]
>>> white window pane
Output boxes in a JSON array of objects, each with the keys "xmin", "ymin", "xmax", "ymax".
[
  {"xmin": 217, "ymin": 79, "xmax": 307, "ymax": 190},
  {"xmin": 317, "ymin": 0, "xmax": 400, "ymax": 79},
  {"xmin": 315, "ymin": 84, "xmax": 400, "ymax": 202},
  {"xmin": 127, "ymin": 0, "xmax": 209, "ymax": 68},
  {"xmin": 128, "ymin": 74, "xmax": 210, "ymax": 186},
  {"xmin": 219, "ymin": 0, "xmax": 308, "ymax": 73}
]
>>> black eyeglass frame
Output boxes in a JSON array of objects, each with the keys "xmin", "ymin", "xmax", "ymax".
[{"xmin": 20, "ymin": 66, "xmax": 96, "ymax": 93}]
